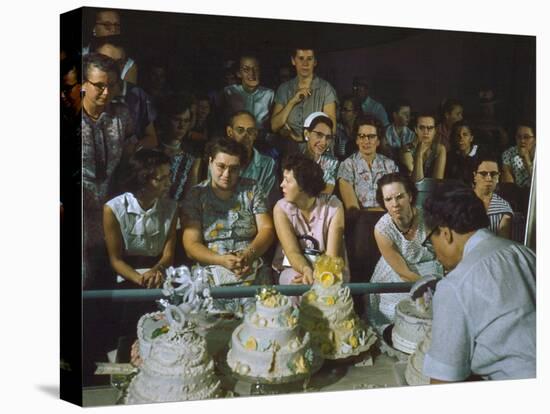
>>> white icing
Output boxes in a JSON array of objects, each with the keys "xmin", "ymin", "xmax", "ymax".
[
  {"xmin": 405, "ymin": 329, "xmax": 432, "ymax": 386},
  {"xmin": 392, "ymin": 299, "xmax": 432, "ymax": 355}
]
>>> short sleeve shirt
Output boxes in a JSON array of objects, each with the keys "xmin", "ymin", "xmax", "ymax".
[
  {"xmin": 223, "ymin": 84, "xmax": 274, "ymax": 130},
  {"xmin": 299, "ymin": 146, "xmax": 339, "ymax": 186},
  {"xmin": 274, "ymin": 75, "xmax": 338, "ymax": 137},
  {"xmin": 181, "ymin": 178, "xmax": 268, "ymax": 255},
  {"xmin": 337, "ymin": 152, "xmax": 399, "ymax": 208},
  {"xmin": 502, "ymin": 146, "xmax": 533, "ymax": 188}
]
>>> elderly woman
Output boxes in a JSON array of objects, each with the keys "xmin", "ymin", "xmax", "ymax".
[
  {"xmin": 181, "ymin": 137, "xmax": 275, "ymax": 291},
  {"xmin": 400, "ymin": 114, "xmax": 446, "ymax": 182},
  {"xmin": 103, "ymin": 149, "xmax": 178, "ymax": 288},
  {"xmin": 337, "ymin": 114, "xmax": 399, "ymax": 211},
  {"xmin": 472, "ymin": 153, "xmax": 513, "ymax": 239},
  {"xmin": 156, "ymin": 93, "xmax": 201, "ymax": 202},
  {"xmin": 445, "ymin": 120, "xmax": 480, "ymax": 185},
  {"xmin": 272, "ymin": 154, "xmax": 349, "ymax": 285},
  {"xmin": 366, "ymin": 173, "xmax": 443, "ymax": 340},
  {"xmin": 501, "ymin": 122, "xmax": 536, "ymax": 189},
  {"xmin": 300, "ymin": 111, "xmax": 339, "ymax": 194}
]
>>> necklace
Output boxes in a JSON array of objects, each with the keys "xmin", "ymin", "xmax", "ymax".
[{"xmin": 393, "ymin": 211, "xmax": 415, "ymax": 236}]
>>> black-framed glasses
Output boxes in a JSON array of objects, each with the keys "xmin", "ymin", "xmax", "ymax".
[
  {"xmin": 422, "ymin": 227, "xmax": 437, "ymax": 247},
  {"xmin": 234, "ymin": 126, "xmax": 258, "ymax": 136},
  {"xmin": 311, "ymin": 130, "xmax": 333, "ymax": 140},
  {"xmin": 476, "ymin": 171, "xmax": 500, "ymax": 179},
  {"xmin": 357, "ymin": 133, "xmax": 378, "ymax": 141},
  {"xmin": 86, "ymin": 79, "xmax": 117, "ymax": 94}
]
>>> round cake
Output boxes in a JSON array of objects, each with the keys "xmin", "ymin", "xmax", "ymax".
[
  {"xmin": 226, "ymin": 289, "xmax": 319, "ymax": 383},
  {"xmin": 125, "ymin": 312, "xmax": 221, "ymax": 404},
  {"xmin": 392, "ymin": 298, "xmax": 432, "ymax": 355},
  {"xmin": 405, "ymin": 328, "xmax": 431, "ymax": 386},
  {"xmin": 299, "ymin": 255, "xmax": 377, "ymax": 359}
]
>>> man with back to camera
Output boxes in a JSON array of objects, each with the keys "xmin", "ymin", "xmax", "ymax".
[{"xmin": 422, "ymin": 186, "xmax": 535, "ymax": 382}]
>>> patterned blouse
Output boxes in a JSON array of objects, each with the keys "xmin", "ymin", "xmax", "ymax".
[
  {"xmin": 337, "ymin": 152, "xmax": 399, "ymax": 208},
  {"xmin": 181, "ymin": 177, "xmax": 268, "ymax": 256},
  {"xmin": 487, "ymin": 193, "xmax": 514, "ymax": 234},
  {"xmin": 168, "ymin": 152, "xmax": 196, "ymax": 202},
  {"xmin": 299, "ymin": 145, "xmax": 339, "ymax": 186},
  {"xmin": 502, "ymin": 146, "xmax": 534, "ymax": 188}
]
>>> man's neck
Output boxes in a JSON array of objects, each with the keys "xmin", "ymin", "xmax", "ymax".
[
  {"xmin": 242, "ymin": 83, "xmax": 258, "ymax": 94},
  {"xmin": 83, "ymin": 99, "xmax": 104, "ymax": 119}
]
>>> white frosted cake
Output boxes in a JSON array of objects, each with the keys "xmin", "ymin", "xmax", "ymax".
[
  {"xmin": 125, "ymin": 311, "xmax": 221, "ymax": 404},
  {"xmin": 299, "ymin": 255, "xmax": 376, "ymax": 359},
  {"xmin": 227, "ymin": 288, "xmax": 318, "ymax": 383},
  {"xmin": 392, "ymin": 297, "xmax": 433, "ymax": 355},
  {"xmin": 405, "ymin": 328, "xmax": 431, "ymax": 386}
]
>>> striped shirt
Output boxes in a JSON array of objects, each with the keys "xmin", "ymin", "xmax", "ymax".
[{"xmin": 487, "ymin": 193, "xmax": 513, "ymax": 234}]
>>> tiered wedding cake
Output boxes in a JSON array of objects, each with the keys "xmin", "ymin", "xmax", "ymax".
[
  {"xmin": 125, "ymin": 310, "xmax": 221, "ymax": 404},
  {"xmin": 227, "ymin": 288, "xmax": 318, "ymax": 383},
  {"xmin": 299, "ymin": 255, "xmax": 376, "ymax": 359},
  {"xmin": 405, "ymin": 328, "xmax": 432, "ymax": 386}
]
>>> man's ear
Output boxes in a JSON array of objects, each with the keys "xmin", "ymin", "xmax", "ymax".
[
  {"xmin": 440, "ymin": 226, "xmax": 453, "ymax": 244},
  {"xmin": 291, "ymin": 56, "xmax": 296, "ymax": 67},
  {"xmin": 226, "ymin": 126, "xmax": 233, "ymax": 138}
]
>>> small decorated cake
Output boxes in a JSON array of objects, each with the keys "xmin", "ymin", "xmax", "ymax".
[
  {"xmin": 392, "ymin": 281, "xmax": 434, "ymax": 355},
  {"xmin": 405, "ymin": 328, "xmax": 431, "ymax": 386},
  {"xmin": 299, "ymin": 255, "xmax": 376, "ymax": 360},
  {"xmin": 126, "ymin": 311, "xmax": 221, "ymax": 404},
  {"xmin": 226, "ymin": 288, "xmax": 319, "ymax": 383}
]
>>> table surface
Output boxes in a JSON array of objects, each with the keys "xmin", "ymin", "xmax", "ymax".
[{"xmin": 83, "ymin": 319, "xmax": 410, "ymax": 407}]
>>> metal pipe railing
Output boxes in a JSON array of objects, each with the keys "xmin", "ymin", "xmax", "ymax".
[{"xmin": 82, "ymin": 282, "xmax": 414, "ymax": 302}]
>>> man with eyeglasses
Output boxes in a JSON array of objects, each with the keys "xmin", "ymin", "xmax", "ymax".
[
  {"xmin": 222, "ymin": 55, "xmax": 274, "ymax": 144},
  {"xmin": 422, "ymin": 186, "xmax": 535, "ymax": 383},
  {"xmin": 225, "ymin": 111, "xmax": 279, "ymax": 208},
  {"xmin": 81, "ymin": 52, "xmax": 137, "ymax": 289}
]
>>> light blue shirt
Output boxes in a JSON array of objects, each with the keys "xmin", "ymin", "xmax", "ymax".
[
  {"xmin": 223, "ymin": 84, "xmax": 274, "ymax": 130},
  {"xmin": 361, "ymin": 96, "xmax": 389, "ymax": 127}
]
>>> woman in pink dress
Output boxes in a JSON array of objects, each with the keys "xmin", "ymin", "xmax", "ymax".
[{"xmin": 272, "ymin": 154, "xmax": 349, "ymax": 285}]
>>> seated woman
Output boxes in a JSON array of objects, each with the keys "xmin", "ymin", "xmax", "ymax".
[
  {"xmin": 445, "ymin": 120, "xmax": 480, "ymax": 185},
  {"xmin": 299, "ymin": 112, "xmax": 339, "ymax": 195},
  {"xmin": 337, "ymin": 114, "xmax": 399, "ymax": 211},
  {"xmin": 501, "ymin": 122, "xmax": 536, "ymax": 189},
  {"xmin": 272, "ymin": 154, "xmax": 349, "ymax": 285},
  {"xmin": 156, "ymin": 93, "xmax": 202, "ymax": 202},
  {"xmin": 103, "ymin": 149, "xmax": 178, "ymax": 288},
  {"xmin": 366, "ymin": 173, "xmax": 443, "ymax": 340},
  {"xmin": 181, "ymin": 137, "xmax": 275, "ymax": 290},
  {"xmin": 472, "ymin": 153, "xmax": 513, "ymax": 239},
  {"xmin": 400, "ymin": 114, "xmax": 446, "ymax": 182}
]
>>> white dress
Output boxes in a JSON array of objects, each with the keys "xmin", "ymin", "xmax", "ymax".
[{"xmin": 367, "ymin": 208, "xmax": 443, "ymax": 334}]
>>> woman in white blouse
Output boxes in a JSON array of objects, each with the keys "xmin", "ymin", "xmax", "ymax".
[{"xmin": 103, "ymin": 149, "xmax": 178, "ymax": 288}]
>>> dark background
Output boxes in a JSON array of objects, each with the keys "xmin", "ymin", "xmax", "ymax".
[{"xmin": 79, "ymin": 6, "xmax": 535, "ymax": 130}]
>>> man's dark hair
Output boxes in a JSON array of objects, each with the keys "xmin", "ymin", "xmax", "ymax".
[
  {"xmin": 376, "ymin": 172, "xmax": 418, "ymax": 208},
  {"xmin": 121, "ymin": 149, "xmax": 171, "ymax": 194},
  {"xmin": 282, "ymin": 154, "xmax": 325, "ymax": 197},
  {"xmin": 388, "ymin": 99, "xmax": 411, "ymax": 117},
  {"xmin": 82, "ymin": 52, "xmax": 120, "ymax": 81},
  {"xmin": 423, "ymin": 186, "xmax": 489, "ymax": 234},
  {"xmin": 415, "ymin": 113, "xmax": 437, "ymax": 127},
  {"xmin": 471, "ymin": 150, "xmax": 501, "ymax": 185},
  {"xmin": 227, "ymin": 110, "xmax": 256, "ymax": 128},
  {"xmin": 206, "ymin": 136, "xmax": 248, "ymax": 165}
]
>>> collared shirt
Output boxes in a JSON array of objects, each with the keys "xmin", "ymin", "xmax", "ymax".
[
  {"xmin": 106, "ymin": 192, "xmax": 178, "ymax": 257},
  {"xmin": 423, "ymin": 229, "xmax": 536, "ymax": 381},
  {"xmin": 241, "ymin": 148, "xmax": 278, "ymax": 208},
  {"xmin": 223, "ymin": 84, "xmax": 274, "ymax": 130},
  {"xmin": 445, "ymin": 144, "xmax": 479, "ymax": 185},
  {"xmin": 337, "ymin": 152, "xmax": 399, "ymax": 208},
  {"xmin": 274, "ymin": 75, "xmax": 338, "ymax": 137},
  {"xmin": 502, "ymin": 146, "xmax": 534, "ymax": 188},
  {"xmin": 167, "ymin": 151, "xmax": 196, "ymax": 202},
  {"xmin": 487, "ymin": 193, "xmax": 513, "ymax": 234},
  {"xmin": 299, "ymin": 146, "xmax": 339, "ymax": 186},
  {"xmin": 435, "ymin": 123, "xmax": 451, "ymax": 152},
  {"xmin": 181, "ymin": 178, "xmax": 268, "ymax": 256},
  {"xmin": 385, "ymin": 124, "xmax": 416, "ymax": 149},
  {"xmin": 361, "ymin": 96, "xmax": 389, "ymax": 127},
  {"xmin": 112, "ymin": 81, "xmax": 157, "ymax": 139}
]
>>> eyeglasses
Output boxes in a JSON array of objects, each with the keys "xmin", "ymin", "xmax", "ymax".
[
  {"xmin": 357, "ymin": 133, "xmax": 378, "ymax": 141},
  {"xmin": 95, "ymin": 21, "xmax": 121, "ymax": 31},
  {"xmin": 417, "ymin": 125, "xmax": 435, "ymax": 132},
  {"xmin": 86, "ymin": 79, "xmax": 117, "ymax": 94},
  {"xmin": 421, "ymin": 227, "xmax": 437, "ymax": 247},
  {"xmin": 476, "ymin": 171, "xmax": 500, "ymax": 179},
  {"xmin": 214, "ymin": 162, "xmax": 241, "ymax": 174},
  {"xmin": 311, "ymin": 130, "xmax": 333, "ymax": 140},
  {"xmin": 234, "ymin": 126, "xmax": 258, "ymax": 136},
  {"xmin": 516, "ymin": 134, "xmax": 535, "ymax": 140}
]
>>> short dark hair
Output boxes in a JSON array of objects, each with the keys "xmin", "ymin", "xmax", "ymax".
[
  {"xmin": 471, "ymin": 150, "xmax": 501, "ymax": 185},
  {"xmin": 355, "ymin": 114, "xmax": 385, "ymax": 140},
  {"xmin": 304, "ymin": 114, "xmax": 333, "ymax": 132},
  {"xmin": 441, "ymin": 98, "xmax": 463, "ymax": 117},
  {"xmin": 423, "ymin": 185, "xmax": 489, "ymax": 234},
  {"xmin": 376, "ymin": 173, "xmax": 418, "ymax": 209},
  {"xmin": 90, "ymin": 34, "xmax": 126, "ymax": 54},
  {"xmin": 155, "ymin": 93, "xmax": 194, "ymax": 140},
  {"xmin": 340, "ymin": 95, "xmax": 361, "ymax": 112},
  {"xmin": 450, "ymin": 120, "xmax": 474, "ymax": 150},
  {"xmin": 206, "ymin": 136, "xmax": 248, "ymax": 165},
  {"xmin": 282, "ymin": 154, "xmax": 325, "ymax": 197},
  {"xmin": 415, "ymin": 113, "xmax": 437, "ymax": 127},
  {"xmin": 388, "ymin": 99, "xmax": 411, "ymax": 117},
  {"xmin": 82, "ymin": 52, "xmax": 120, "ymax": 81},
  {"xmin": 515, "ymin": 121, "xmax": 536, "ymax": 139},
  {"xmin": 121, "ymin": 149, "xmax": 171, "ymax": 194},
  {"xmin": 227, "ymin": 110, "xmax": 256, "ymax": 128}
]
